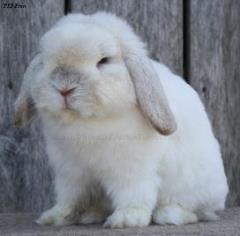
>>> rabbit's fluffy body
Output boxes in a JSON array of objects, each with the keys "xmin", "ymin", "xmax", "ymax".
[{"xmin": 16, "ymin": 13, "xmax": 228, "ymax": 228}]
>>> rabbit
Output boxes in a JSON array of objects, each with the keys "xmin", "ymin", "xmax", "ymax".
[{"xmin": 14, "ymin": 12, "xmax": 228, "ymax": 228}]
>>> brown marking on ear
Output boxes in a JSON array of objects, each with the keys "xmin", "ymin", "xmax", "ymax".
[
  {"xmin": 14, "ymin": 96, "xmax": 36, "ymax": 128},
  {"xmin": 14, "ymin": 55, "xmax": 42, "ymax": 128},
  {"xmin": 126, "ymin": 55, "xmax": 177, "ymax": 135}
]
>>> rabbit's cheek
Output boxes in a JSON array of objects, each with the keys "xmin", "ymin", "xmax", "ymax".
[{"xmin": 88, "ymin": 79, "xmax": 101, "ymax": 96}]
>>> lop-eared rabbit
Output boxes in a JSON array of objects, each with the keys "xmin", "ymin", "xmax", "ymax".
[{"xmin": 15, "ymin": 12, "xmax": 228, "ymax": 228}]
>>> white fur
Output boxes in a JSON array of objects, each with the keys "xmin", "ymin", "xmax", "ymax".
[{"xmin": 21, "ymin": 12, "xmax": 228, "ymax": 228}]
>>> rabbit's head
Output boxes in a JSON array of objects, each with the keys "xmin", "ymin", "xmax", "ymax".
[{"xmin": 14, "ymin": 12, "xmax": 176, "ymax": 135}]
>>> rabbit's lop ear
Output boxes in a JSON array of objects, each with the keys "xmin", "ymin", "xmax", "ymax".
[
  {"xmin": 14, "ymin": 55, "xmax": 41, "ymax": 127},
  {"xmin": 126, "ymin": 55, "xmax": 177, "ymax": 135}
]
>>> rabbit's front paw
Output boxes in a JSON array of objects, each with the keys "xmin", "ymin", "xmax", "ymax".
[
  {"xmin": 153, "ymin": 204, "xmax": 198, "ymax": 225},
  {"xmin": 35, "ymin": 205, "xmax": 74, "ymax": 226},
  {"xmin": 103, "ymin": 207, "xmax": 151, "ymax": 228}
]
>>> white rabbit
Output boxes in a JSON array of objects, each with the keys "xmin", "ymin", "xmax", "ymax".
[{"xmin": 15, "ymin": 12, "xmax": 228, "ymax": 228}]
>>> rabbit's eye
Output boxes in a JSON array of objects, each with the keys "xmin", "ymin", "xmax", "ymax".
[{"xmin": 97, "ymin": 57, "xmax": 110, "ymax": 67}]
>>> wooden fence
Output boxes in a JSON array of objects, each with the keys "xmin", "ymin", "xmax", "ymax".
[{"xmin": 0, "ymin": 0, "xmax": 239, "ymax": 212}]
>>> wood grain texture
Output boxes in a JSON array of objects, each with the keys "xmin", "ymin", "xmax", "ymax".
[
  {"xmin": 189, "ymin": 0, "xmax": 240, "ymax": 206},
  {"xmin": 0, "ymin": 0, "xmax": 64, "ymax": 212},
  {"xmin": 71, "ymin": 0, "xmax": 183, "ymax": 75}
]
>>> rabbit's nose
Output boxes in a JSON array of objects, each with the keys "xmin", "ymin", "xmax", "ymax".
[{"xmin": 59, "ymin": 87, "xmax": 76, "ymax": 97}]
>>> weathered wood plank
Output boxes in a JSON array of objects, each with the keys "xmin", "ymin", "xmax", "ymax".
[
  {"xmin": 0, "ymin": 0, "xmax": 64, "ymax": 212},
  {"xmin": 189, "ymin": 0, "xmax": 240, "ymax": 206},
  {"xmin": 71, "ymin": 0, "xmax": 183, "ymax": 75}
]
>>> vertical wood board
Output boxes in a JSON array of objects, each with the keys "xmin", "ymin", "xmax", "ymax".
[
  {"xmin": 0, "ymin": 0, "xmax": 65, "ymax": 212},
  {"xmin": 189, "ymin": 0, "xmax": 240, "ymax": 206}
]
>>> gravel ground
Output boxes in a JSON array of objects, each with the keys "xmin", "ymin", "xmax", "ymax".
[{"xmin": 0, "ymin": 208, "xmax": 239, "ymax": 236}]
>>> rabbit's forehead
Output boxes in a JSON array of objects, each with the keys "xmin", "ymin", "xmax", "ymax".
[{"xmin": 42, "ymin": 23, "xmax": 121, "ymax": 66}]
